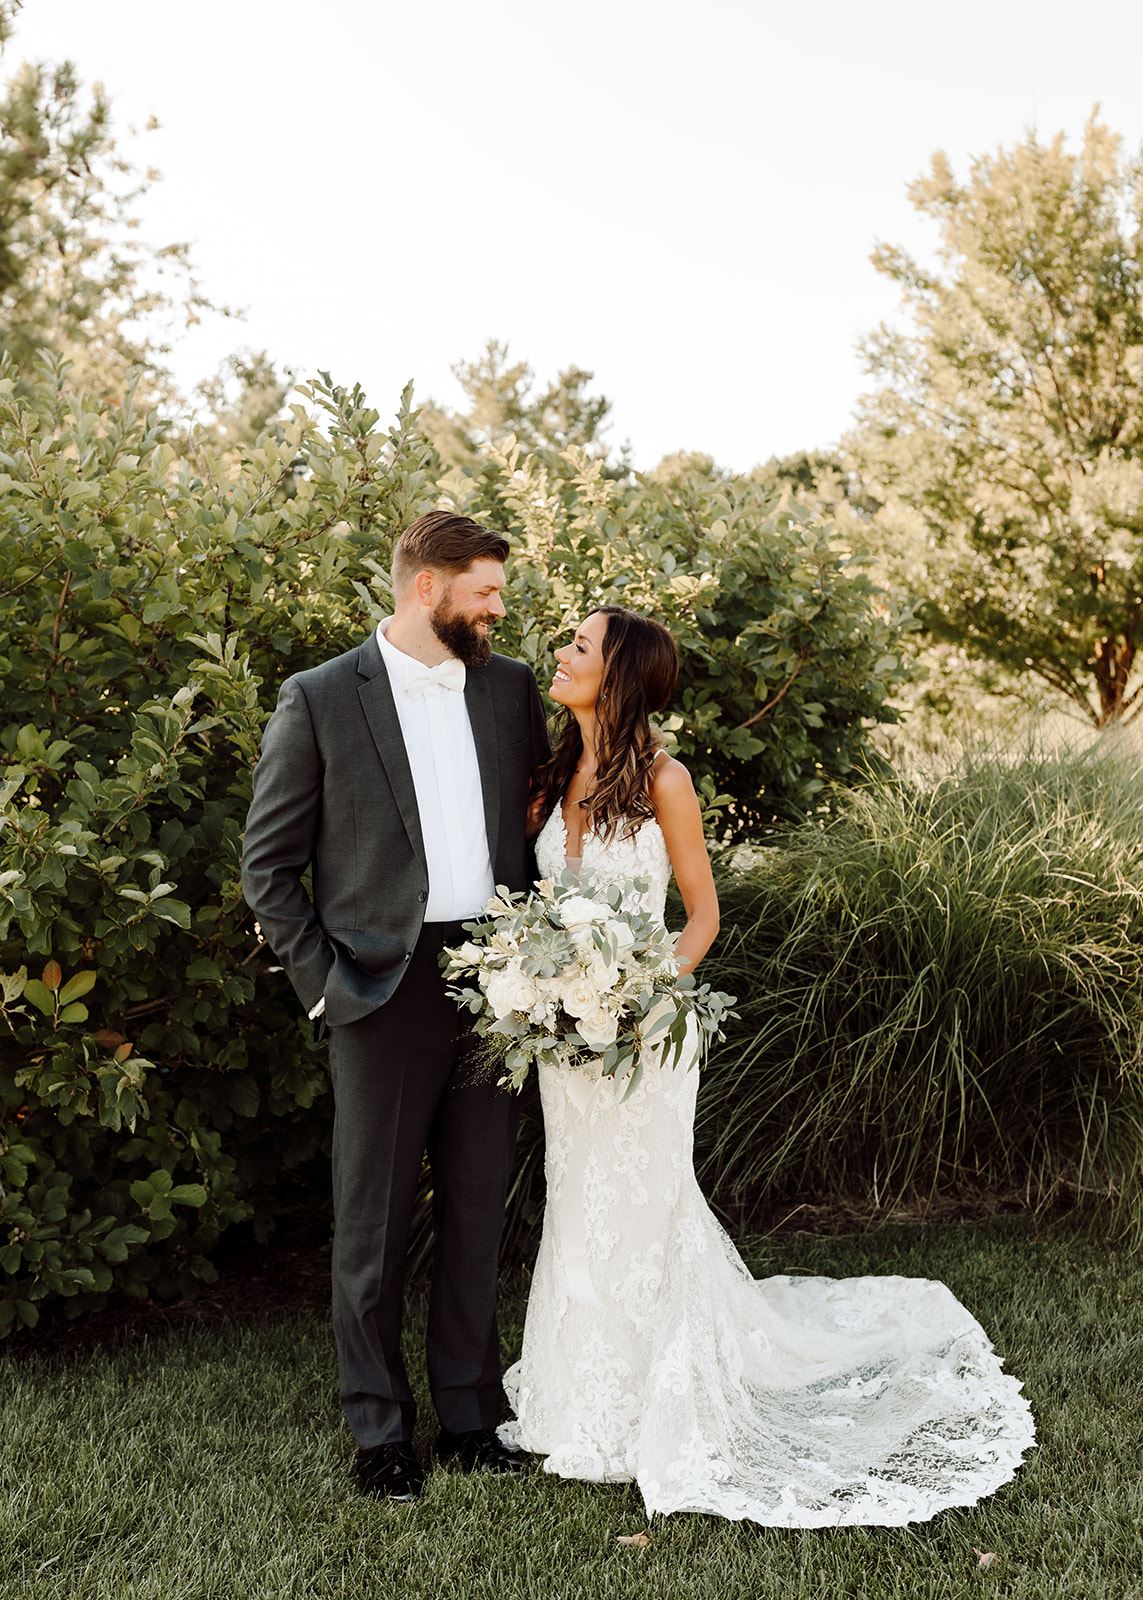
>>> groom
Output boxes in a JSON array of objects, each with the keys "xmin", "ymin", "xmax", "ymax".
[{"xmin": 241, "ymin": 511, "xmax": 549, "ymax": 1501}]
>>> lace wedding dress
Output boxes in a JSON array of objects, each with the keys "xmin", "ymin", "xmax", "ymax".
[{"xmin": 499, "ymin": 805, "xmax": 1036, "ymax": 1525}]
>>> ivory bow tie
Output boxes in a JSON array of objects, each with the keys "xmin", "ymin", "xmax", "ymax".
[{"xmin": 404, "ymin": 658, "xmax": 466, "ymax": 699}]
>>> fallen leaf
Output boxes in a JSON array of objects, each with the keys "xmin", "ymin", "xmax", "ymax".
[
  {"xmin": 973, "ymin": 1549, "xmax": 997, "ymax": 1568},
  {"xmin": 617, "ymin": 1532, "xmax": 651, "ymax": 1548}
]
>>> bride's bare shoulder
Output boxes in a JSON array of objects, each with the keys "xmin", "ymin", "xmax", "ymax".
[{"xmin": 648, "ymin": 749, "xmax": 696, "ymax": 813}]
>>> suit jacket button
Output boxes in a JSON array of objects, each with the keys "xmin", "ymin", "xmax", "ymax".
[
  {"xmin": 418, "ymin": 890, "xmax": 427, "ymax": 902},
  {"xmin": 404, "ymin": 951, "xmax": 411, "ymax": 960}
]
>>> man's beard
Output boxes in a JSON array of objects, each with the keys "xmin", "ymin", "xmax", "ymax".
[{"xmin": 430, "ymin": 600, "xmax": 494, "ymax": 669}]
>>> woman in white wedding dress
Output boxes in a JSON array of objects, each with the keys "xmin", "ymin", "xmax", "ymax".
[{"xmin": 499, "ymin": 604, "xmax": 1035, "ymax": 1526}]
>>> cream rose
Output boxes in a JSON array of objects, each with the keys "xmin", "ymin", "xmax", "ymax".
[
  {"xmin": 485, "ymin": 963, "xmax": 539, "ymax": 1021},
  {"xmin": 576, "ymin": 1003, "xmax": 619, "ymax": 1050},
  {"xmin": 557, "ymin": 894, "xmax": 612, "ymax": 929},
  {"xmin": 560, "ymin": 972, "xmax": 601, "ymax": 1019},
  {"xmin": 585, "ymin": 952, "xmax": 620, "ymax": 991}
]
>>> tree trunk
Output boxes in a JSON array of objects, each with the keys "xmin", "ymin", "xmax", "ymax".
[{"xmin": 1093, "ymin": 634, "xmax": 1136, "ymax": 725}]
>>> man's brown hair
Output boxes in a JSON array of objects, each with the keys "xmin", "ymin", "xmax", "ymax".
[{"xmin": 391, "ymin": 511, "xmax": 509, "ymax": 594}]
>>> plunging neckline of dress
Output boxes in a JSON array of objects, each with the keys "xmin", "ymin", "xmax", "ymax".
[
  {"xmin": 556, "ymin": 751, "xmax": 669, "ymax": 867},
  {"xmin": 556, "ymin": 807, "xmax": 591, "ymax": 870}
]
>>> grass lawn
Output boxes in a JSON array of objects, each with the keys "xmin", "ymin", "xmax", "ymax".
[{"xmin": 2, "ymin": 1216, "xmax": 1140, "ymax": 1600}]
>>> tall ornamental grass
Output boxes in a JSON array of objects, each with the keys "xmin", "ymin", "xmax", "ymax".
[{"xmin": 694, "ymin": 736, "xmax": 1143, "ymax": 1243}]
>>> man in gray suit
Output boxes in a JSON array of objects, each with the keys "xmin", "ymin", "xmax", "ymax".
[{"xmin": 241, "ymin": 511, "xmax": 550, "ymax": 1501}]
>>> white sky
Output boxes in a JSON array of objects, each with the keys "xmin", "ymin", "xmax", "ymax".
[{"xmin": 14, "ymin": 0, "xmax": 1143, "ymax": 470}]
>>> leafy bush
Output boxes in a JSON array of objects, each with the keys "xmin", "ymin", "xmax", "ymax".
[
  {"xmin": 692, "ymin": 736, "xmax": 1143, "ymax": 1244},
  {"xmin": 451, "ymin": 437, "xmax": 911, "ymax": 836},
  {"xmin": 0, "ymin": 365, "xmax": 439, "ymax": 1331},
  {"xmin": 0, "ymin": 359, "xmax": 905, "ymax": 1333}
]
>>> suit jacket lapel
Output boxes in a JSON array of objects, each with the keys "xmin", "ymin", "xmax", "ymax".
[
  {"xmin": 356, "ymin": 634, "xmax": 427, "ymax": 873},
  {"xmin": 464, "ymin": 665, "xmax": 501, "ymax": 870}
]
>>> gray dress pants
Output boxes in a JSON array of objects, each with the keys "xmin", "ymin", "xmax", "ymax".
[{"xmin": 328, "ymin": 918, "xmax": 520, "ymax": 1447}]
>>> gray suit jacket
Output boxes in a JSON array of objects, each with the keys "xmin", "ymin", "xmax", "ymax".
[{"xmin": 241, "ymin": 630, "xmax": 550, "ymax": 1027}]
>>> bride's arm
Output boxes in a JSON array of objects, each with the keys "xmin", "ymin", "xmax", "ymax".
[{"xmin": 651, "ymin": 757, "xmax": 720, "ymax": 977}]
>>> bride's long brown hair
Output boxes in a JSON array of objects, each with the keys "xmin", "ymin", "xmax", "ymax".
[{"xmin": 531, "ymin": 604, "xmax": 680, "ymax": 844}]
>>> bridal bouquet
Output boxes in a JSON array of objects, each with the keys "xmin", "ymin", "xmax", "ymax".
[{"xmin": 441, "ymin": 873, "xmax": 736, "ymax": 1097}]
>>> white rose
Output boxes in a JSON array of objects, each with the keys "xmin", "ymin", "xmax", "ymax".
[
  {"xmin": 585, "ymin": 952, "xmax": 620, "ymax": 992},
  {"xmin": 606, "ymin": 917, "xmax": 637, "ymax": 951},
  {"xmin": 452, "ymin": 940, "xmax": 485, "ymax": 966},
  {"xmin": 577, "ymin": 1004, "xmax": 619, "ymax": 1051},
  {"xmin": 560, "ymin": 972, "xmax": 601, "ymax": 1019},
  {"xmin": 485, "ymin": 963, "xmax": 538, "ymax": 1020},
  {"xmin": 557, "ymin": 894, "xmax": 612, "ymax": 929}
]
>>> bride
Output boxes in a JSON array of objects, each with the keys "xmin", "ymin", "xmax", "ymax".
[{"xmin": 499, "ymin": 603, "xmax": 1035, "ymax": 1526}]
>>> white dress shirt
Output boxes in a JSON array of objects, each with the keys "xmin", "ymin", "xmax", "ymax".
[
  {"xmin": 309, "ymin": 620, "xmax": 495, "ymax": 1020},
  {"xmin": 374, "ymin": 617, "xmax": 495, "ymax": 921}
]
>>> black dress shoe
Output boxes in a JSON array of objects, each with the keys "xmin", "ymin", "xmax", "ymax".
[
  {"xmin": 435, "ymin": 1427, "xmax": 531, "ymax": 1474},
  {"xmin": 354, "ymin": 1441, "xmax": 425, "ymax": 1501}
]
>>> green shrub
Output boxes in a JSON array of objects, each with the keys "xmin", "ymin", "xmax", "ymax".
[
  {"xmin": 693, "ymin": 736, "xmax": 1143, "ymax": 1243},
  {"xmin": 451, "ymin": 437, "xmax": 911, "ymax": 836},
  {"xmin": 0, "ymin": 360, "xmax": 904, "ymax": 1333}
]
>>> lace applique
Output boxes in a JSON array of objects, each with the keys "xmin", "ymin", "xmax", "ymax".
[{"xmin": 502, "ymin": 807, "xmax": 1036, "ymax": 1525}]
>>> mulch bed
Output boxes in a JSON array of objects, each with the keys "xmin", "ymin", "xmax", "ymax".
[{"xmin": 4, "ymin": 1210, "xmax": 335, "ymax": 1361}]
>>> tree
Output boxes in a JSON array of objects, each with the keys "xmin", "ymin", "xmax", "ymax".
[
  {"xmin": 0, "ymin": 1, "xmax": 221, "ymax": 404},
  {"xmin": 192, "ymin": 349, "xmax": 292, "ymax": 457},
  {"xmin": 854, "ymin": 113, "xmax": 1143, "ymax": 726},
  {"xmin": 420, "ymin": 338, "xmax": 619, "ymax": 471}
]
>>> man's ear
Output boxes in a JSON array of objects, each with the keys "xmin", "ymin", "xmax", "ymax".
[{"xmin": 413, "ymin": 568, "xmax": 438, "ymax": 608}]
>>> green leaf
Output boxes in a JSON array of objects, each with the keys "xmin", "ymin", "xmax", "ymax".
[
  {"xmin": 227, "ymin": 1076, "xmax": 260, "ymax": 1117},
  {"xmin": 106, "ymin": 1224, "xmax": 149, "ymax": 1249},
  {"xmin": 154, "ymin": 900, "xmax": 191, "ymax": 929},
  {"xmin": 101, "ymin": 1223, "xmax": 149, "ymax": 1262},
  {"xmin": 21, "ymin": 979, "xmax": 55, "ymax": 1017},
  {"xmin": 58, "ymin": 1002, "xmax": 89, "ymax": 1024},
  {"xmin": 2, "ymin": 1153, "xmax": 29, "ymax": 1187},
  {"xmin": 58, "ymin": 970, "xmax": 97, "ymax": 1005},
  {"xmin": 168, "ymin": 1184, "xmax": 207, "ymax": 1207}
]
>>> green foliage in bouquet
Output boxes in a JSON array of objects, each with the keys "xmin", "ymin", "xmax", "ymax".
[{"xmin": 441, "ymin": 873, "xmax": 736, "ymax": 1101}]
